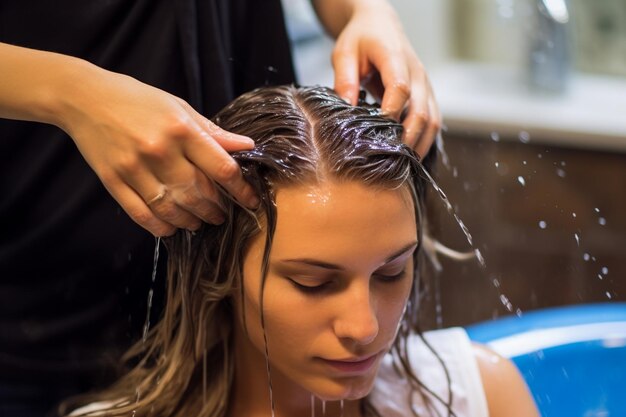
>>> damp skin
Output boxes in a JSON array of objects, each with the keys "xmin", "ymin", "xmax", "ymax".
[{"xmin": 229, "ymin": 180, "xmax": 417, "ymax": 417}]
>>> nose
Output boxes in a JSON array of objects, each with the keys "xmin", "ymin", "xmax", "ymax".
[{"xmin": 333, "ymin": 281, "xmax": 379, "ymax": 346}]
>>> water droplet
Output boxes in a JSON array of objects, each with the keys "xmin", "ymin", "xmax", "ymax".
[
  {"xmin": 493, "ymin": 278, "xmax": 501, "ymax": 288},
  {"xmin": 519, "ymin": 131, "xmax": 531, "ymax": 143},
  {"xmin": 475, "ymin": 249, "xmax": 486, "ymax": 267},
  {"xmin": 606, "ymin": 291, "xmax": 612, "ymax": 299},
  {"xmin": 583, "ymin": 253, "xmax": 590, "ymax": 261},
  {"xmin": 538, "ymin": 220, "xmax": 547, "ymax": 229},
  {"xmin": 560, "ymin": 161, "xmax": 566, "ymax": 166},
  {"xmin": 452, "ymin": 167, "xmax": 458, "ymax": 178},
  {"xmin": 602, "ymin": 267, "xmax": 609, "ymax": 275},
  {"xmin": 322, "ymin": 400, "xmax": 326, "ymax": 416},
  {"xmin": 515, "ymin": 308, "xmax": 523, "ymax": 317},
  {"xmin": 594, "ymin": 207, "xmax": 600, "ymax": 213},
  {"xmin": 522, "ymin": 160, "xmax": 528, "ymax": 165},
  {"xmin": 490, "ymin": 131, "xmax": 501, "ymax": 142},
  {"xmin": 537, "ymin": 153, "xmax": 543, "ymax": 159},
  {"xmin": 598, "ymin": 217, "xmax": 607, "ymax": 226},
  {"xmin": 572, "ymin": 212, "xmax": 577, "ymax": 218},
  {"xmin": 598, "ymin": 274, "xmax": 604, "ymax": 280},
  {"xmin": 499, "ymin": 294, "xmax": 513, "ymax": 312},
  {"xmin": 517, "ymin": 176, "xmax": 526, "ymax": 186},
  {"xmin": 574, "ymin": 233, "xmax": 580, "ymax": 246},
  {"xmin": 142, "ymin": 237, "xmax": 162, "ymax": 343},
  {"xmin": 556, "ymin": 169, "xmax": 566, "ymax": 178},
  {"xmin": 495, "ymin": 162, "xmax": 509, "ymax": 176}
]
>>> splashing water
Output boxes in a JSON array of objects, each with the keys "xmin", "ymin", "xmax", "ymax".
[
  {"xmin": 499, "ymin": 294, "xmax": 514, "ymax": 313},
  {"xmin": 435, "ymin": 132, "xmax": 451, "ymax": 170},
  {"xmin": 142, "ymin": 236, "xmax": 161, "ymax": 343},
  {"xmin": 417, "ymin": 164, "xmax": 484, "ymax": 267}
]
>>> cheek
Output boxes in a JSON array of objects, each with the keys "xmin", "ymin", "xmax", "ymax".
[
  {"xmin": 378, "ymin": 275, "xmax": 414, "ymax": 337},
  {"xmin": 261, "ymin": 283, "xmax": 324, "ymax": 350},
  {"xmin": 242, "ymin": 277, "xmax": 320, "ymax": 356}
]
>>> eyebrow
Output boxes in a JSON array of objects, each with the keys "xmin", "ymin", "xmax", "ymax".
[{"xmin": 278, "ymin": 241, "xmax": 418, "ymax": 271}]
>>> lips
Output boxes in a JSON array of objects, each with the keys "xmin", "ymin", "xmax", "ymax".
[{"xmin": 320, "ymin": 352, "xmax": 380, "ymax": 374}]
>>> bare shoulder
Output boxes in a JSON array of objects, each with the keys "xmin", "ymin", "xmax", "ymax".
[{"xmin": 472, "ymin": 343, "xmax": 541, "ymax": 417}]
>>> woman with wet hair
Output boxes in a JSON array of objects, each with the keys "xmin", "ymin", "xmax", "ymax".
[{"xmin": 65, "ymin": 86, "xmax": 538, "ymax": 417}]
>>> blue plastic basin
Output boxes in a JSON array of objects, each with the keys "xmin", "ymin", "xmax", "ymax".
[{"xmin": 466, "ymin": 303, "xmax": 626, "ymax": 417}]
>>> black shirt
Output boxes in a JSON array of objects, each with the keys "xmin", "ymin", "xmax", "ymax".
[{"xmin": 0, "ymin": 0, "xmax": 295, "ymax": 406}]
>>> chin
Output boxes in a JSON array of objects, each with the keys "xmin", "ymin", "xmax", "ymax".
[{"xmin": 312, "ymin": 375, "xmax": 376, "ymax": 401}]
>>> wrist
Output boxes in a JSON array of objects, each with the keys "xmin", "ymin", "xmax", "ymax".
[
  {"xmin": 313, "ymin": 0, "xmax": 396, "ymax": 38},
  {"xmin": 40, "ymin": 54, "xmax": 102, "ymax": 132}
]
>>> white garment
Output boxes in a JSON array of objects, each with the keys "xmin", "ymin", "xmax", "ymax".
[{"xmin": 369, "ymin": 327, "xmax": 489, "ymax": 417}]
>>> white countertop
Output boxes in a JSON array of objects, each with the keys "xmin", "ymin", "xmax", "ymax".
[{"xmin": 430, "ymin": 62, "xmax": 626, "ymax": 152}]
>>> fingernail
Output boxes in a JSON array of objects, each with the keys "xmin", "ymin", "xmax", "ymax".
[{"xmin": 235, "ymin": 135, "xmax": 255, "ymax": 146}]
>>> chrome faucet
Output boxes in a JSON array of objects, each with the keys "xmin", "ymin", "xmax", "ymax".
[{"xmin": 529, "ymin": 0, "xmax": 571, "ymax": 93}]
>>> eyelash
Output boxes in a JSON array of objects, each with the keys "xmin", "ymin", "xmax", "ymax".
[{"xmin": 288, "ymin": 270, "xmax": 407, "ymax": 294}]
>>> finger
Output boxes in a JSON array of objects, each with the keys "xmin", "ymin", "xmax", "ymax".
[
  {"xmin": 101, "ymin": 174, "xmax": 176, "ymax": 236},
  {"xmin": 401, "ymin": 109, "xmax": 427, "ymax": 151},
  {"xmin": 145, "ymin": 190, "xmax": 203, "ymax": 231},
  {"xmin": 204, "ymin": 121, "xmax": 255, "ymax": 152},
  {"xmin": 167, "ymin": 167, "xmax": 227, "ymax": 225},
  {"xmin": 183, "ymin": 126, "xmax": 260, "ymax": 209},
  {"xmin": 331, "ymin": 43, "xmax": 360, "ymax": 105},
  {"xmin": 375, "ymin": 53, "xmax": 411, "ymax": 120},
  {"xmin": 125, "ymin": 168, "xmax": 204, "ymax": 231},
  {"xmin": 415, "ymin": 96, "xmax": 441, "ymax": 159},
  {"xmin": 177, "ymin": 99, "xmax": 256, "ymax": 151},
  {"xmin": 401, "ymin": 82, "xmax": 429, "ymax": 149},
  {"xmin": 134, "ymin": 148, "xmax": 227, "ymax": 226}
]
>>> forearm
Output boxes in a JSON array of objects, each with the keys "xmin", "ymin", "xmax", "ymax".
[
  {"xmin": 0, "ymin": 42, "xmax": 98, "ymax": 129},
  {"xmin": 310, "ymin": 0, "xmax": 396, "ymax": 38}
]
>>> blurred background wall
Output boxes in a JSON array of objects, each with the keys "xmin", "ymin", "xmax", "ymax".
[{"xmin": 283, "ymin": 0, "xmax": 626, "ymax": 328}]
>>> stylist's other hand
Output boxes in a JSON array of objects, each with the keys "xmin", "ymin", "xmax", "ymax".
[
  {"xmin": 60, "ymin": 64, "xmax": 258, "ymax": 236},
  {"xmin": 330, "ymin": 1, "xmax": 440, "ymax": 158}
]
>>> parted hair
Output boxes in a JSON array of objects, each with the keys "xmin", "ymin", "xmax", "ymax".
[{"xmin": 64, "ymin": 85, "xmax": 446, "ymax": 417}]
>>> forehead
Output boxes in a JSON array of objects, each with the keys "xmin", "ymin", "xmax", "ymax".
[{"xmin": 267, "ymin": 181, "xmax": 417, "ymax": 267}]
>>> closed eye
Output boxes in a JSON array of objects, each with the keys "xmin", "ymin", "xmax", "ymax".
[
  {"xmin": 374, "ymin": 269, "xmax": 407, "ymax": 283},
  {"xmin": 287, "ymin": 277, "xmax": 331, "ymax": 294}
]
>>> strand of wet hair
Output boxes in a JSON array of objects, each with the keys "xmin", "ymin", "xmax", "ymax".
[{"xmin": 258, "ymin": 180, "xmax": 279, "ymax": 417}]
